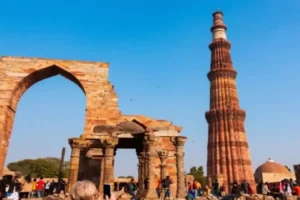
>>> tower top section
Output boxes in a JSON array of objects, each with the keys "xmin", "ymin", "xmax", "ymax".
[{"xmin": 211, "ymin": 10, "xmax": 227, "ymax": 41}]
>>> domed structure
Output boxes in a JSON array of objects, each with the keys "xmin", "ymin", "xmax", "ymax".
[
  {"xmin": 255, "ymin": 158, "xmax": 290, "ymax": 174},
  {"xmin": 254, "ymin": 158, "xmax": 295, "ymax": 183}
]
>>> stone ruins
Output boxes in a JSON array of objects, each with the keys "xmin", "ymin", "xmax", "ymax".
[
  {"xmin": 0, "ymin": 56, "xmax": 187, "ymax": 199},
  {"xmin": 0, "ymin": 10, "xmax": 274, "ymax": 200}
]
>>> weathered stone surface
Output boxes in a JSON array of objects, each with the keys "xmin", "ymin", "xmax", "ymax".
[{"xmin": 206, "ymin": 11, "xmax": 255, "ymax": 192}]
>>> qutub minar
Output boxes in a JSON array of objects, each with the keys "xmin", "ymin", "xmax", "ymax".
[{"xmin": 205, "ymin": 11, "xmax": 255, "ymax": 191}]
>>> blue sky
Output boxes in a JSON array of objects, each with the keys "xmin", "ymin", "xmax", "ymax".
[{"xmin": 2, "ymin": 0, "xmax": 300, "ymax": 177}]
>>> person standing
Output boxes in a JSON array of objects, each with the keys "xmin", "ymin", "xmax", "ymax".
[
  {"xmin": 126, "ymin": 179, "xmax": 136, "ymax": 200},
  {"xmin": 31, "ymin": 178, "xmax": 37, "ymax": 197},
  {"xmin": 44, "ymin": 181, "xmax": 50, "ymax": 196},
  {"xmin": 241, "ymin": 180, "xmax": 249, "ymax": 195},
  {"xmin": 36, "ymin": 177, "xmax": 44, "ymax": 198},
  {"xmin": 162, "ymin": 176, "xmax": 172, "ymax": 200}
]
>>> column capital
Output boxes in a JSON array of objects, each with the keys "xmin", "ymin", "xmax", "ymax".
[
  {"xmin": 144, "ymin": 133, "xmax": 156, "ymax": 143},
  {"xmin": 175, "ymin": 152, "xmax": 185, "ymax": 157},
  {"xmin": 68, "ymin": 138, "xmax": 90, "ymax": 149},
  {"xmin": 158, "ymin": 151, "xmax": 168, "ymax": 162},
  {"xmin": 176, "ymin": 136, "xmax": 187, "ymax": 146},
  {"xmin": 102, "ymin": 136, "xmax": 119, "ymax": 148}
]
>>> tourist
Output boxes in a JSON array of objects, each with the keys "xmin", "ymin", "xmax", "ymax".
[
  {"xmin": 187, "ymin": 181, "xmax": 194, "ymax": 200},
  {"xmin": 0, "ymin": 176, "xmax": 9, "ymax": 200},
  {"xmin": 49, "ymin": 180, "xmax": 56, "ymax": 195},
  {"xmin": 31, "ymin": 178, "xmax": 37, "ymax": 197},
  {"xmin": 230, "ymin": 181, "xmax": 240, "ymax": 197},
  {"xmin": 293, "ymin": 184, "xmax": 300, "ymax": 196},
  {"xmin": 219, "ymin": 183, "xmax": 225, "ymax": 197},
  {"xmin": 289, "ymin": 178, "xmax": 294, "ymax": 190},
  {"xmin": 240, "ymin": 180, "xmax": 249, "ymax": 195},
  {"xmin": 5, "ymin": 176, "xmax": 20, "ymax": 200},
  {"xmin": 57, "ymin": 178, "xmax": 66, "ymax": 194},
  {"xmin": 155, "ymin": 175, "xmax": 161, "ymax": 198},
  {"xmin": 212, "ymin": 179, "xmax": 219, "ymax": 196},
  {"xmin": 256, "ymin": 181, "xmax": 263, "ymax": 194},
  {"xmin": 20, "ymin": 174, "xmax": 32, "ymax": 199},
  {"xmin": 126, "ymin": 178, "xmax": 136, "ymax": 200},
  {"xmin": 70, "ymin": 180, "xmax": 117, "ymax": 200},
  {"xmin": 161, "ymin": 176, "xmax": 172, "ymax": 200},
  {"xmin": 36, "ymin": 177, "xmax": 44, "ymax": 197},
  {"xmin": 262, "ymin": 182, "xmax": 271, "ymax": 195},
  {"xmin": 44, "ymin": 181, "xmax": 51, "ymax": 196}
]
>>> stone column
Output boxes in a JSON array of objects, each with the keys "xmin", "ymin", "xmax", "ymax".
[
  {"xmin": 143, "ymin": 134, "xmax": 157, "ymax": 199},
  {"xmin": 158, "ymin": 151, "xmax": 168, "ymax": 180},
  {"xmin": 67, "ymin": 138, "xmax": 82, "ymax": 192},
  {"xmin": 144, "ymin": 152, "xmax": 149, "ymax": 180},
  {"xmin": 103, "ymin": 137, "xmax": 118, "ymax": 192},
  {"xmin": 175, "ymin": 136, "xmax": 187, "ymax": 200},
  {"xmin": 140, "ymin": 152, "xmax": 146, "ymax": 190},
  {"xmin": 99, "ymin": 158, "xmax": 105, "ymax": 193}
]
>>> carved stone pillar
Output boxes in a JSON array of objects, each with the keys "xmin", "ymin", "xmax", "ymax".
[
  {"xmin": 143, "ymin": 134, "xmax": 157, "ymax": 199},
  {"xmin": 67, "ymin": 138, "xmax": 82, "ymax": 192},
  {"xmin": 103, "ymin": 137, "xmax": 118, "ymax": 192},
  {"xmin": 158, "ymin": 151, "xmax": 168, "ymax": 180},
  {"xmin": 140, "ymin": 152, "xmax": 145, "ymax": 190},
  {"xmin": 99, "ymin": 158, "xmax": 105, "ymax": 193},
  {"xmin": 175, "ymin": 136, "xmax": 187, "ymax": 200},
  {"xmin": 144, "ymin": 151, "xmax": 149, "ymax": 180}
]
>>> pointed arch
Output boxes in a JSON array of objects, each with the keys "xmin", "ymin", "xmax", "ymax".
[{"xmin": 9, "ymin": 65, "xmax": 86, "ymax": 111}]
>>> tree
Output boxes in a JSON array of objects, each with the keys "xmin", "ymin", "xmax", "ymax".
[
  {"xmin": 188, "ymin": 166, "xmax": 207, "ymax": 187},
  {"xmin": 285, "ymin": 165, "xmax": 291, "ymax": 172},
  {"xmin": 7, "ymin": 157, "xmax": 69, "ymax": 178},
  {"xmin": 118, "ymin": 176, "xmax": 134, "ymax": 179}
]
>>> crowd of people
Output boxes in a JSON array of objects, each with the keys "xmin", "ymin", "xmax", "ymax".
[
  {"xmin": 0, "ymin": 175, "xmax": 67, "ymax": 200},
  {"xmin": 185, "ymin": 178, "xmax": 300, "ymax": 199},
  {"xmin": 124, "ymin": 175, "xmax": 173, "ymax": 200},
  {"xmin": 1, "ymin": 175, "xmax": 300, "ymax": 200},
  {"xmin": 256, "ymin": 178, "xmax": 300, "ymax": 199}
]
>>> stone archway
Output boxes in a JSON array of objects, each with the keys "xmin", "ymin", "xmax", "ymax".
[{"xmin": 0, "ymin": 56, "xmax": 121, "ymax": 175}]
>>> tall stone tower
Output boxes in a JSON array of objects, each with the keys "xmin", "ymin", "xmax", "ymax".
[{"xmin": 205, "ymin": 11, "xmax": 255, "ymax": 191}]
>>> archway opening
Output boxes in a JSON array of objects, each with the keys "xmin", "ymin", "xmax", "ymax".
[
  {"xmin": 114, "ymin": 148, "xmax": 138, "ymax": 192},
  {"xmin": 4, "ymin": 66, "xmax": 86, "ymax": 180}
]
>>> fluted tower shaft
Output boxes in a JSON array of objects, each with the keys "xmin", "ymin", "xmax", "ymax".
[{"xmin": 205, "ymin": 11, "xmax": 255, "ymax": 192}]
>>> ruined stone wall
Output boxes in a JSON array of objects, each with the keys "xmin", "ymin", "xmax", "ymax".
[
  {"xmin": 154, "ymin": 137, "xmax": 177, "ymax": 198},
  {"xmin": 0, "ymin": 56, "xmax": 122, "ymax": 175},
  {"xmin": 294, "ymin": 165, "xmax": 300, "ymax": 185}
]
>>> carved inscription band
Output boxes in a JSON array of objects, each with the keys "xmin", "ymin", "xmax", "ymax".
[
  {"xmin": 207, "ymin": 159, "xmax": 252, "ymax": 166},
  {"xmin": 207, "ymin": 141, "xmax": 249, "ymax": 149},
  {"xmin": 205, "ymin": 109, "xmax": 246, "ymax": 122},
  {"xmin": 207, "ymin": 69, "xmax": 237, "ymax": 81},
  {"xmin": 209, "ymin": 39, "xmax": 231, "ymax": 50}
]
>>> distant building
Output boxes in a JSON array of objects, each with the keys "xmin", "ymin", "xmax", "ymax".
[{"xmin": 254, "ymin": 158, "xmax": 295, "ymax": 183}]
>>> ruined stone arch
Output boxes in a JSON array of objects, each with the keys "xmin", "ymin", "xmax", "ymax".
[
  {"xmin": 9, "ymin": 64, "xmax": 86, "ymax": 111},
  {"xmin": 0, "ymin": 56, "xmax": 121, "ymax": 175}
]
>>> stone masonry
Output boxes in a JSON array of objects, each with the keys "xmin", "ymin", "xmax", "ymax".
[
  {"xmin": 0, "ymin": 56, "xmax": 187, "ymax": 200},
  {"xmin": 205, "ymin": 11, "xmax": 255, "ymax": 192},
  {"xmin": 294, "ymin": 164, "xmax": 300, "ymax": 185}
]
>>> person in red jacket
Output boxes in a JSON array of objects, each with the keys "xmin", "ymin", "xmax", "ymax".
[{"xmin": 36, "ymin": 177, "xmax": 44, "ymax": 198}]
